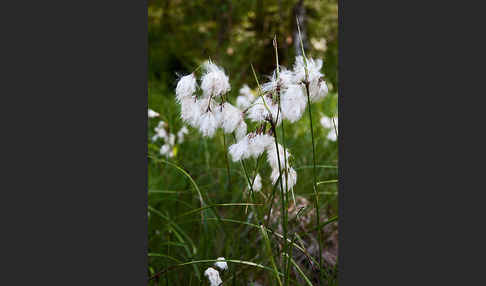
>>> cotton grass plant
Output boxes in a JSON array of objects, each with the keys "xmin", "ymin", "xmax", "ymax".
[{"xmin": 148, "ymin": 26, "xmax": 338, "ymax": 286}]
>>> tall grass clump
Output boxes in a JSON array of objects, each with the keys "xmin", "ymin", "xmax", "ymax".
[{"xmin": 148, "ymin": 31, "xmax": 338, "ymax": 285}]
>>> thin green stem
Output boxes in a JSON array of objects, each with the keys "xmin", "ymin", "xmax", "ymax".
[
  {"xmin": 285, "ymin": 233, "xmax": 296, "ymax": 285},
  {"xmin": 273, "ymin": 36, "xmax": 292, "ymax": 286},
  {"xmin": 232, "ymin": 133, "xmax": 264, "ymax": 225},
  {"xmin": 270, "ymin": 122, "xmax": 288, "ymax": 281},
  {"xmin": 332, "ymin": 116, "xmax": 338, "ymax": 139},
  {"xmin": 260, "ymin": 225, "xmax": 283, "ymax": 286},
  {"xmin": 298, "ymin": 16, "xmax": 324, "ymax": 282},
  {"xmin": 150, "ymin": 258, "xmax": 284, "ymax": 282},
  {"xmin": 304, "ymin": 81, "xmax": 323, "ymax": 282},
  {"xmin": 222, "ymin": 132, "xmax": 232, "ymax": 190}
]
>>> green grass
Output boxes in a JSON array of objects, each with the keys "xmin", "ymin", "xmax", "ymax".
[{"xmin": 148, "ymin": 80, "xmax": 338, "ymax": 285}]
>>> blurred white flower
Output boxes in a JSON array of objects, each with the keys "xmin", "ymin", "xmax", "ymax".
[
  {"xmin": 320, "ymin": 116, "xmax": 332, "ymax": 128},
  {"xmin": 177, "ymin": 126, "xmax": 189, "ymax": 143},
  {"xmin": 160, "ymin": 144, "xmax": 173, "ymax": 157},
  {"xmin": 234, "ymin": 120, "xmax": 247, "ymax": 141},
  {"xmin": 317, "ymin": 80, "xmax": 329, "ymax": 100},
  {"xmin": 152, "ymin": 121, "xmax": 168, "ymax": 142},
  {"xmin": 327, "ymin": 131, "xmax": 337, "ymax": 141},
  {"xmin": 201, "ymin": 61, "xmax": 230, "ymax": 98},
  {"xmin": 271, "ymin": 166, "xmax": 297, "ymax": 191},
  {"xmin": 239, "ymin": 84, "xmax": 254, "ymax": 99},
  {"xmin": 204, "ymin": 267, "xmax": 223, "ymax": 286},
  {"xmin": 249, "ymin": 173, "xmax": 262, "ymax": 192},
  {"xmin": 321, "ymin": 115, "xmax": 338, "ymax": 142},
  {"xmin": 236, "ymin": 84, "xmax": 255, "ymax": 110},
  {"xmin": 148, "ymin": 109, "xmax": 159, "ymax": 118},
  {"xmin": 176, "ymin": 73, "xmax": 197, "ymax": 103},
  {"xmin": 167, "ymin": 133, "xmax": 175, "ymax": 146},
  {"xmin": 236, "ymin": 95, "xmax": 253, "ymax": 110},
  {"xmin": 214, "ymin": 257, "xmax": 228, "ymax": 271}
]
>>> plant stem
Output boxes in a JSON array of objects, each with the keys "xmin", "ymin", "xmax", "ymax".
[
  {"xmin": 298, "ymin": 16, "xmax": 324, "ymax": 282},
  {"xmin": 304, "ymin": 81, "xmax": 323, "ymax": 282},
  {"xmin": 273, "ymin": 36, "xmax": 291, "ymax": 285},
  {"xmin": 270, "ymin": 122, "xmax": 288, "ymax": 282},
  {"xmin": 222, "ymin": 132, "xmax": 232, "ymax": 190},
  {"xmin": 232, "ymin": 133, "xmax": 263, "ymax": 225}
]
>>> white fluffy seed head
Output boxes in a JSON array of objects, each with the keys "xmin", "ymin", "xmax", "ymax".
[
  {"xmin": 249, "ymin": 173, "xmax": 262, "ymax": 192},
  {"xmin": 266, "ymin": 143, "xmax": 291, "ymax": 170},
  {"xmin": 279, "ymin": 68, "xmax": 296, "ymax": 87},
  {"xmin": 271, "ymin": 167, "xmax": 297, "ymax": 191},
  {"xmin": 201, "ymin": 61, "xmax": 230, "ymax": 98},
  {"xmin": 246, "ymin": 96, "xmax": 281, "ymax": 126},
  {"xmin": 308, "ymin": 79, "xmax": 329, "ymax": 103},
  {"xmin": 308, "ymin": 58, "xmax": 323, "ymax": 81},
  {"xmin": 180, "ymin": 97, "xmax": 201, "ymax": 127},
  {"xmin": 293, "ymin": 56, "xmax": 323, "ymax": 83},
  {"xmin": 228, "ymin": 136, "xmax": 251, "ymax": 162},
  {"xmin": 176, "ymin": 73, "xmax": 197, "ymax": 103},
  {"xmin": 221, "ymin": 103, "xmax": 243, "ymax": 133},
  {"xmin": 261, "ymin": 67, "xmax": 295, "ymax": 95},
  {"xmin": 204, "ymin": 267, "xmax": 223, "ymax": 286},
  {"xmin": 148, "ymin": 109, "xmax": 159, "ymax": 118},
  {"xmin": 246, "ymin": 96, "xmax": 267, "ymax": 122},
  {"xmin": 198, "ymin": 110, "xmax": 221, "ymax": 138},
  {"xmin": 248, "ymin": 134, "xmax": 274, "ymax": 158},
  {"xmin": 314, "ymin": 80, "xmax": 329, "ymax": 102},
  {"xmin": 234, "ymin": 120, "xmax": 247, "ymax": 141},
  {"xmin": 293, "ymin": 56, "xmax": 327, "ymax": 102},
  {"xmin": 214, "ymin": 257, "xmax": 228, "ymax": 271},
  {"xmin": 281, "ymin": 84, "xmax": 307, "ymax": 123},
  {"xmin": 261, "ymin": 78, "xmax": 278, "ymax": 95}
]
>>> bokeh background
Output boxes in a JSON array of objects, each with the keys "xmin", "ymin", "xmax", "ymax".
[
  {"xmin": 148, "ymin": 1, "xmax": 338, "ymax": 285},
  {"xmin": 149, "ymin": 0, "xmax": 337, "ymax": 96}
]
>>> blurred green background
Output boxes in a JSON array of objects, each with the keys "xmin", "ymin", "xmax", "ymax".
[
  {"xmin": 149, "ymin": 0, "xmax": 337, "ymax": 96},
  {"xmin": 148, "ymin": 1, "xmax": 338, "ymax": 285}
]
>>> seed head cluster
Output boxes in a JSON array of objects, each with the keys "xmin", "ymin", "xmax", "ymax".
[
  {"xmin": 174, "ymin": 56, "xmax": 329, "ymax": 192},
  {"xmin": 175, "ymin": 60, "xmax": 247, "ymax": 139}
]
